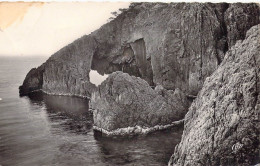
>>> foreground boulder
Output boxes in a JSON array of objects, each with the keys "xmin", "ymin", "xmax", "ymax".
[
  {"xmin": 169, "ymin": 25, "xmax": 260, "ymax": 166},
  {"xmin": 90, "ymin": 71, "xmax": 188, "ymax": 135}
]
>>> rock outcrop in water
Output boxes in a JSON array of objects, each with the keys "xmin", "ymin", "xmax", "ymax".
[
  {"xmin": 90, "ymin": 71, "xmax": 188, "ymax": 135},
  {"xmin": 19, "ymin": 3, "xmax": 259, "ymax": 97},
  {"xmin": 169, "ymin": 24, "xmax": 260, "ymax": 166}
]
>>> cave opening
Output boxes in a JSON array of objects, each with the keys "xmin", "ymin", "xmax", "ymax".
[{"xmin": 90, "ymin": 38, "xmax": 154, "ymax": 87}]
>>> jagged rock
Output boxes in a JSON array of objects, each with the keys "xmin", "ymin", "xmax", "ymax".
[
  {"xmin": 169, "ymin": 24, "xmax": 260, "ymax": 166},
  {"xmin": 90, "ymin": 71, "xmax": 188, "ymax": 134},
  {"xmin": 19, "ymin": 3, "xmax": 260, "ymax": 97}
]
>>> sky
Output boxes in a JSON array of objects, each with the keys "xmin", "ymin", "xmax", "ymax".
[{"xmin": 0, "ymin": 2, "xmax": 130, "ymax": 56}]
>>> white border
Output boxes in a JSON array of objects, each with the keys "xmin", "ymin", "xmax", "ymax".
[{"xmin": 1, "ymin": 0, "xmax": 260, "ymax": 3}]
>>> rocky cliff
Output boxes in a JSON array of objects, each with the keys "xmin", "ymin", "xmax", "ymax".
[
  {"xmin": 169, "ymin": 24, "xmax": 260, "ymax": 166},
  {"xmin": 20, "ymin": 3, "xmax": 259, "ymax": 98}
]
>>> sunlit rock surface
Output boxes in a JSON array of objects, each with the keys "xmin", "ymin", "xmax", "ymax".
[
  {"xmin": 90, "ymin": 71, "xmax": 188, "ymax": 134},
  {"xmin": 19, "ymin": 3, "xmax": 259, "ymax": 97},
  {"xmin": 169, "ymin": 24, "xmax": 260, "ymax": 166}
]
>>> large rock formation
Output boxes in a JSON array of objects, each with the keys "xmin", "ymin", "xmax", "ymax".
[
  {"xmin": 19, "ymin": 3, "xmax": 260, "ymax": 97},
  {"xmin": 90, "ymin": 71, "xmax": 188, "ymax": 135},
  {"xmin": 169, "ymin": 24, "xmax": 260, "ymax": 166}
]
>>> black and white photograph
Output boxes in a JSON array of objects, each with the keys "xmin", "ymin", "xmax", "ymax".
[{"xmin": 0, "ymin": 1, "xmax": 259, "ymax": 165}]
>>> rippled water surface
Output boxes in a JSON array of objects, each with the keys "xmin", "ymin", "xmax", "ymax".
[{"xmin": 0, "ymin": 56, "xmax": 183, "ymax": 166}]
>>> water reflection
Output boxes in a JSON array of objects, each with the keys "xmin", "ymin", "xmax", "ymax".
[
  {"xmin": 28, "ymin": 92, "xmax": 92, "ymax": 134},
  {"xmin": 3, "ymin": 91, "xmax": 183, "ymax": 166},
  {"xmin": 94, "ymin": 128, "xmax": 183, "ymax": 165}
]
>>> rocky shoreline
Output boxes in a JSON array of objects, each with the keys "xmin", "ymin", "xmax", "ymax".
[
  {"xmin": 93, "ymin": 119, "xmax": 184, "ymax": 136},
  {"xmin": 20, "ymin": 2, "xmax": 260, "ymax": 165}
]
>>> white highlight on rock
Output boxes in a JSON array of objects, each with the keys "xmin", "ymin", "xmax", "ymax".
[
  {"xmin": 93, "ymin": 119, "xmax": 184, "ymax": 136},
  {"xmin": 41, "ymin": 90, "xmax": 90, "ymax": 99},
  {"xmin": 89, "ymin": 70, "xmax": 108, "ymax": 86},
  {"xmin": 0, "ymin": 98, "xmax": 2, "ymax": 101}
]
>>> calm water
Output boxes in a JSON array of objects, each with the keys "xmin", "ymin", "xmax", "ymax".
[{"xmin": 0, "ymin": 56, "xmax": 183, "ymax": 166}]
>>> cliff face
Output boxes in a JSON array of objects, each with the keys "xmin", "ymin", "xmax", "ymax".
[
  {"xmin": 225, "ymin": 4, "xmax": 260, "ymax": 48},
  {"xmin": 19, "ymin": 3, "xmax": 259, "ymax": 97},
  {"xmin": 42, "ymin": 37, "xmax": 97, "ymax": 97},
  {"xmin": 169, "ymin": 24, "xmax": 260, "ymax": 166}
]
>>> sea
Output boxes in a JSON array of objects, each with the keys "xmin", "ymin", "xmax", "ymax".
[{"xmin": 0, "ymin": 56, "xmax": 183, "ymax": 166}]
